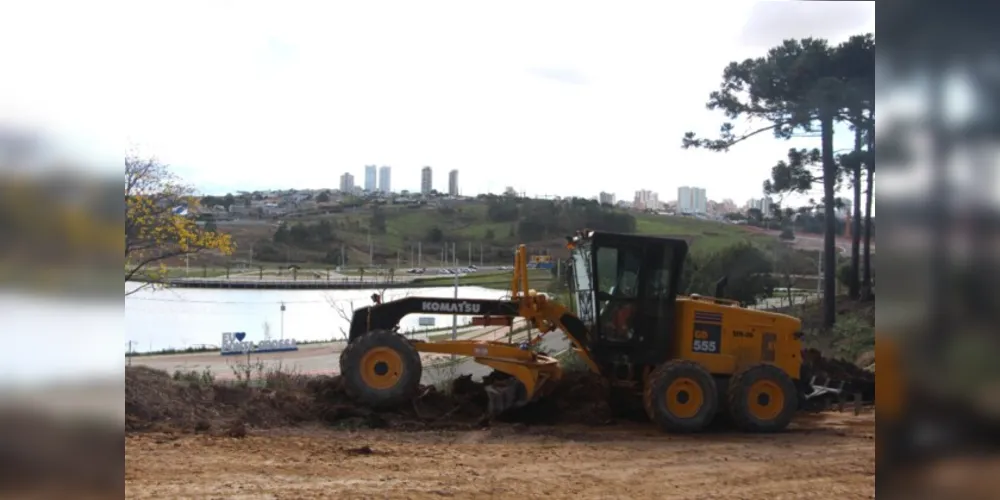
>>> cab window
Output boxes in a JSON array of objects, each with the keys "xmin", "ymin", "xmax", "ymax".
[{"xmin": 596, "ymin": 245, "xmax": 641, "ymax": 298}]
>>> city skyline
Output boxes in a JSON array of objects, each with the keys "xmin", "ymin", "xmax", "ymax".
[{"xmin": 111, "ymin": 2, "xmax": 874, "ymax": 206}]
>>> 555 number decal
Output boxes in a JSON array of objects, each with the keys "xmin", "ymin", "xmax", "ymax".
[
  {"xmin": 693, "ymin": 338, "xmax": 718, "ymax": 353},
  {"xmin": 692, "ymin": 322, "xmax": 723, "ymax": 354}
]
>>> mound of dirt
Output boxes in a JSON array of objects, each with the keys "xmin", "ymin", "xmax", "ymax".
[
  {"xmin": 125, "ymin": 366, "xmax": 618, "ymax": 435},
  {"xmin": 127, "ymin": 349, "xmax": 876, "ymax": 435},
  {"xmin": 125, "ymin": 366, "xmax": 317, "ymax": 432}
]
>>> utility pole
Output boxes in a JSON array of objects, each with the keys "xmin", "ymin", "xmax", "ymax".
[
  {"xmin": 452, "ymin": 264, "xmax": 459, "ymax": 341},
  {"xmin": 341, "ymin": 243, "xmax": 345, "ymax": 269},
  {"xmin": 418, "ymin": 241, "xmax": 422, "ymax": 267},
  {"xmin": 468, "ymin": 242, "xmax": 472, "ymax": 267},
  {"xmin": 127, "ymin": 341, "xmax": 134, "ymax": 366},
  {"xmin": 479, "ymin": 243, "xmax": 483, "ymax": 267},
  {"xmin": 396, "ymin": 250, "xmax": 400, "ymax": 270}
]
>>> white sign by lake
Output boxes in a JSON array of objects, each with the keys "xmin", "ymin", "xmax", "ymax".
[{"xmin": 220, "ymin": 332, "xmax": 298, "ymax": 356}]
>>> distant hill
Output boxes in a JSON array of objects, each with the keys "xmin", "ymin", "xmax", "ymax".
[{"xmin": 185, "ymin": 197, "xmax": 777, "ymax": 268}]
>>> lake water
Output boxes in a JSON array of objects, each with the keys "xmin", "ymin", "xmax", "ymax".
[
  {"xmin": 124, "ymin": 282, "xmax": 511, "ymax": 353},
  {"xmin": 124, "ymin": 281, "xmax": 816, "ymax": 354}
]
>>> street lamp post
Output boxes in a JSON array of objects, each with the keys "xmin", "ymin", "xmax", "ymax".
[{"xmin": 280, "ymin": 302, "xmax": 286, "ymax": 340}]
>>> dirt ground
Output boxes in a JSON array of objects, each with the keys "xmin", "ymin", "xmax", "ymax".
[
  {"xmin": 126, "ymin": 411, "xmax": 875, "ymax": 499},
  {"xmin": 124, "ymin": 358, "xmax": 877, "ymax": 500}
]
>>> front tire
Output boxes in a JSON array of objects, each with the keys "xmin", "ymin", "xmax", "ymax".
[
  {"xmin": 643, "ymin": 360, "xmax": 719, "ymax": 433},
  {"xmin": 340, "ymin": 330, "xmax": 422, "ymax": 409}
]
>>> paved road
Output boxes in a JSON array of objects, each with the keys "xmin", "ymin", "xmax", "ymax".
[{"xmin": 127, "ymin": 319, "xmax": 544, "ymax": 384}]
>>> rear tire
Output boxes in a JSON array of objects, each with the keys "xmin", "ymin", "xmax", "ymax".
[
  {"xmin": 340, "ymin": 330, "xmax": 422, "ymax": 409},
  {"xmin": 727, "ymin": 363, "xmax": 798, "ymax": 433},
  {"xmin": 643, "ymin": 360, "xmax": 718, "ymax": 433}
]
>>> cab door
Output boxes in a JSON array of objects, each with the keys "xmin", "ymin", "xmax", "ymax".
[
  {"xmin": 593, "ymin": 243, "xmax": 643, "ymax": 344},
  {"xmin": 633, "ymin": 243, "xmax": 678, "ymax": 364}
]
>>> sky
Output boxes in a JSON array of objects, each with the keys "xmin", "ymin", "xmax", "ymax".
[{"xmin": 1, "ymin": 0, "xmax": 875, "ymax": 207}]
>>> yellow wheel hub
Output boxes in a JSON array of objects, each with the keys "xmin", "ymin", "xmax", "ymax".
[
  {"xmin": 665, "ymin": 377, "xmax": 704, "ymax": 419},
  {"xmin": 359, "ymin": 347, "xmax": 404, "ymax": 390},
  {"xmin": 748, "ymin": 380, "xmax": 785, "ymax": 421}
]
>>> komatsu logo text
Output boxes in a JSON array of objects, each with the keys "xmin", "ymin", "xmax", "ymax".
[{"xmin": 421, "ymin": 301, "xmax": 481, "ymax": 313}]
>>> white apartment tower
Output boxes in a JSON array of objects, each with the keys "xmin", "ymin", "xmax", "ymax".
[
  {"xmin": 339, "ymin": 172, "xmax": 355, "ymax": 193},
  {"xmin": 599, "ymin": 191, "xmax": 616, "ymax": 205},
  {"xmin": 677, "ymin": 186, "xmax": 708, "ymax": 214},
  {"xmin": 364, "ymin": 165, "xmax": 377, "ymax": 192},
  {"xmin": 378, "ymin": 166, "xmax": 392, "ymax": 194},
  {"xmin": 633, "ymin": 190, "xmax": 659, "ymax": 211},
  {"xmin": 421, "ymin": 166, "xmax": 433, "ymax": 195},
  {"xmin": 747, "ymin": 197, "xmax": 773, "ymax": 217},
  {"xmin": 448, "ymin": 169, "xmax": 459, "ymax": 196}
]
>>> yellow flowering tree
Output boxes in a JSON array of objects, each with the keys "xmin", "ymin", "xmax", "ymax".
[{"xmin": 125, "ymin": 154, "xmax": 234, "ymax": 294}]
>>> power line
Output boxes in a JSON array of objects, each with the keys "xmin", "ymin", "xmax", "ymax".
[{"xmin": 125, "ymin": 297, "xmax": 327, "ymax": 305}]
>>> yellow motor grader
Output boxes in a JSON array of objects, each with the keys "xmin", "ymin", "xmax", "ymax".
[{"xmin": 340, "ymin": 230, "xmax": 809, "ymax": 433}]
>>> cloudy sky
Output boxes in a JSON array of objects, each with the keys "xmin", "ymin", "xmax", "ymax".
[{"xmin": 2, "ymin": 0, "xmax": 874, "ymax": 206}]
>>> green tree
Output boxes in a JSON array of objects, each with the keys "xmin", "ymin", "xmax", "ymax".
[
  {"xmin": 323, "ymin": 248, "xmax": 346, "ymax": 266},
  {"xmin": 484, "ymin": 228, "xmax": 495, "ymax": 241},
  {"xmin": 223, "ymin": 193, "xmax": 235, "ymax": 212},
  {"xmin": 517, "ymin": 219, "xmax": 546, "ymax": 241},
  {"xmin": 314, "ymin": 219, "xmax": 335, "ymax": 242},
  {"xmin": 833, "ymin": 34, "xmax": 875, "ymax": 300},
  {"xmin": 371, "ymin": 206, "xmax": 387, "ymax": 234},
  {"xmin": 681, "ymin": 243, "xmax": 776, "ymax": 307},
  {"xmin": 427, "ymin": 226, "xmax": 444, "ymax": 243},
  {"xmin": 204, "ymin": 219, "xmax": 218, "ymax": 233},
  {"xmin": 683, "ymin": 37, "xmax": 854, "ymax": 328},
  {"xmin": 273, "ymin": 223, "xmax": 290, "ymax": 244},
  {"xmin": 486, "ymin": 199, "xmax": 519, "ymax": 222},
  {"xmin": 316, "ymin": 191, "xmax": 331, "ymax": 203},
  {"xmin": 289, "ymin": 222, "xmax": 310, "ymax": 244},
  {"xmin": 861, "ymin": 126, "xmax": 875, "ymax": 300}
]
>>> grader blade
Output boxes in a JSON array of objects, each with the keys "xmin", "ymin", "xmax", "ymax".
[{"xmin": 485, "ymin": 380, "xmax": 529, "ymax": 416}]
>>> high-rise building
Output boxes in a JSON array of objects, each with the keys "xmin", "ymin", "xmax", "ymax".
[
  {"xmin": 364, "ymin": 165, "xmax": 377, "ymax": 192},
  {"xmin": 634, "ymin": 190, "xmax": 659, "ymax": 211},
  {"xmin": 448, "ymin": 169, "xmax": 459, "ymax": 196},
  {"xmin": 677, "ymin": 186, "xmax": 708, "ymax": 214},
  {"xmin": 746, "ymin": 197, "xmax": 773, "ymax": 217},
  {"xmin": 420, "ymin": 166, "xmax": 433, "ymax": 195},
  {"xmin": 599, "ymin": 191, "xmax": 616, "ymax": 205},
  {"xmin": 378, "ymin": 166, "xmax": 392, "ymax": 194},
  {"xmin": 339, "ymin": 172, "xmax": 355, "ymax": 193}
]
